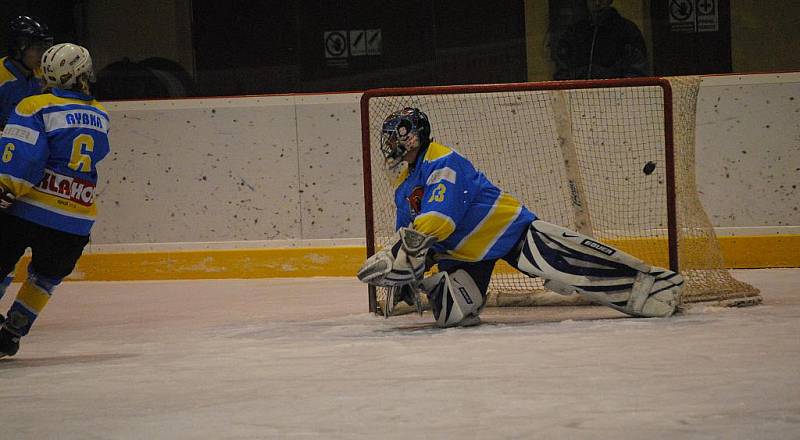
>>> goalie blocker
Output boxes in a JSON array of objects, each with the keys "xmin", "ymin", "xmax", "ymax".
[{"xmin": 358, "ymin": 220, "xmax": 683, "ymax": 327}]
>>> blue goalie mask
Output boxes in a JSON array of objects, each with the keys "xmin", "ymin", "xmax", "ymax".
[{"xmin": 380, "ymin": 107, "xmax": 431, "ymax": 164}]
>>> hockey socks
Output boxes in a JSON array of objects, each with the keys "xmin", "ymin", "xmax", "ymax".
[{"xmin": 3, "ymin": 271, "xmax": 61, "ymax": 340}]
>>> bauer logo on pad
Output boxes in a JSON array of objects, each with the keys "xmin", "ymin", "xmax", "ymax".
[
  {"xmin": 458, "ymin": 287, "xmax": 473, "ymax": 304},
  {"xmin": 581, "ymin": 239, "xmax": 615, "ymax": 256}
]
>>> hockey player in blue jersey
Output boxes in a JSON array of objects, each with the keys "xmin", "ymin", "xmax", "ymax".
[
  {"xmin": 0, "ymin": 43, "xmax": 110, "ymax": 357},
  {"xmin": 0, "ymin": 16, "xmax": 54, "ymax": 304},
  {"xmin": 0, "ymin": 16, "xmax": 53, "ymax": 129},
  {"xmin": 358, "ymin": 107, "xmax": 683, "ymax": 327}
]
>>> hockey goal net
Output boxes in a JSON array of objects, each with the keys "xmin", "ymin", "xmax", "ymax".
[{"xmin": 360, "ymin": 77, "xmax": 760, "ymax": 313}]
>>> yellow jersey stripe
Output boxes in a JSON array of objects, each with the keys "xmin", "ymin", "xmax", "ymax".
[
  {"xmin": 21, "ymin": 190, "xmax": 98, "ymax": 219},
  {"xmin": 413, "ymin": 211, "xmax": 456, "ymax": 241},
  {"xmin": 423, "ymin": 142, "xmax": 453, "ymax": 162},
  {"xmin": 0, "ymin": 174, "xmax": 34, "ymax": 198},
  {"xmin": 0, "ymin": 60, "xmax": 15, "ymax": 87},
  {"xmin": 16, "ymin": 94, "xmax": 108, "ymax": 117},
  {"xmin": 450, "ymin": 192, "xmax": 522, "ymax": 261},
  {"xmin": 391, "ymin": 162, "xmax": 410, "ymax": 189}
]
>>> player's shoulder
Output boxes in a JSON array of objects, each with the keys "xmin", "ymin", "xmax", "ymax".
[
  {"xmin": 15, "ymin": 90, "xmax": 108, "ymax": 119},
  {"xmin": 0, "ymin": 58, "xmax": 17, "ymax": 88},
  {"xmin": 91, "ymin": 99, "xmax": 109, "ymax": 115},
  {"xmin": 14, "ymin": 92, "xmax": 58, "ymax": 117},
  {"xmin": 421, "ymin": 141, "xmax": 474, "ymax": 172},
  {"xmin": 420, "ymin": 142, "xmax": 476, "ymax": 187},
  {"xmin": 65, "ymin": 91, "xmax": 110, "ymax": 120},
  {"xmin": 422, "ymin": 141, "xmax": 455, "ymax": 164}
]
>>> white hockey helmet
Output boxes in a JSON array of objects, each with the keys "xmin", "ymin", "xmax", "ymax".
[{"xmin": 41, "ymin": 43, "xmax": 95, "ymax": 89}]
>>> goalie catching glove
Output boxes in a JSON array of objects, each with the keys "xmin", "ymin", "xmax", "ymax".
[{"xmin": 357, "ymin": 227, "xmax": 437, "ymax": 287}]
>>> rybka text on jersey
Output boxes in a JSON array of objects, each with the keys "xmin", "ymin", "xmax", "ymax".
[
  {"xmin": 65, "ymin": 111, "xmax": 104, "ymax": 129},
  {"xmin": 43, "ymin": 110, "xmax": 107, "ymax": 133}
]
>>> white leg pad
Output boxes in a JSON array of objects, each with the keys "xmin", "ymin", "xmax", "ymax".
[
  {"xmin": 421, "ymin": 270, "xmax": 484, "ymax": 328},
  {"xmin": 513, "ymin": 220, "xmax": 683, "ymax": 318}
]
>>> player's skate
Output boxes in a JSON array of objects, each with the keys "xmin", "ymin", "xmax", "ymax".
[
  {"xmin": 0, "ymin": 326, "xmax": 20, "ymax": 359},
  {"xmin": 619, "ymin": 268, "xmax": 682, "ymax": 317}
]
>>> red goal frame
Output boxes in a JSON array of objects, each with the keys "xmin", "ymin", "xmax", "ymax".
[{"xmin": 360, "ymin": 78, "xmax": 678, "ymax": 313}]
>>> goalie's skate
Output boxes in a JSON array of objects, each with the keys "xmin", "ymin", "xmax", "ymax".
[
  {"xmin": 544, "ymin": 269, "xmax": 683, "ymax": 318},
  {"xmin": 601, "ymin": 269, "xmax": 683, "ymax": 318}
]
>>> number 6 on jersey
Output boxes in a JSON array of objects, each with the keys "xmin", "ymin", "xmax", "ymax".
[{"xmin": 69, "ymin": 134, "xmax": 94, "ymax": 172}]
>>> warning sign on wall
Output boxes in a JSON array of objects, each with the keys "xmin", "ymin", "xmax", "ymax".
[
  {"xmin": 696, "ymin": 0, "xmax": 719, "ymax": 32},
  {"xmin": 366, "ymin": 29, "xmax": 382, "ymax": 55},
  {"xmin": 669, "ymin": 0, "xmax": 718, "ymax": 33},
  {"xmin": 324, "ymin": 31, "xmax": 348, "ymax": 58},
  {"xmin": 349, "ymin": 30, "xmax": 366, "ymax": 56},
  {"xmin": 324, "ymin": 29, "xmax": 382, "ymax": 62}
]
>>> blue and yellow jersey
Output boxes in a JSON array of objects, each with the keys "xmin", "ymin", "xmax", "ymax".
[
  {"xmin": 394, "ymin": 141, "xmax": 537, "ymax": 262},
  {"xmin": 0, "ymin": 88, "xmax": 110, "ymax": 235},
  {"xmin": 0, "ymin": 57, "xmax": 45, "ymax": 130}
]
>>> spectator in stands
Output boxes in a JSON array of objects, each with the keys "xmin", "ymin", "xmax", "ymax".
[{"xmin": 553, "ymin": 0, "xmax": 650, "ymax": 80}]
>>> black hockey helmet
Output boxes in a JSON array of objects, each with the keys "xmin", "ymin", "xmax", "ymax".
[
  {"xmin": 7, "ymin": 16, "xmax": 54, "ymax": 60},
  {"xmin": 380, "ymin": 107, "xmax": 431, "ymax": 162}
]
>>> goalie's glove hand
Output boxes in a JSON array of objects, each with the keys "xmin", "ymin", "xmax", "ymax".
[
  {"xmin": 0, "ymin": 185, "xmax": 16, "ymax": 210},
  {"xmin": 357, "ymin": 227, "xmax": 437, "ymax": 287}
]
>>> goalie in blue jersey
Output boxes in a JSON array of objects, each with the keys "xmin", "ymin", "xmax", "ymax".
[
  {"xmin": 0, "ymin": 44, "xmax": 110, "ymax": 357},
  {"xmin": 358, "ymin": 107, "xmax": 683, "ymax": 327}
]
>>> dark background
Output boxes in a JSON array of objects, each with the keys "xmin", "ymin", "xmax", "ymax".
[
  {"xmin": 0, "ymin": 0, "xmax": 769, "ymax": 100},
  {"xmin": 650, "ymin": 0, "xmax": 732, "ymax": 75},
  {"xmin": 191, "ymin": 0, "xmax": 528, "ymax": 95}
]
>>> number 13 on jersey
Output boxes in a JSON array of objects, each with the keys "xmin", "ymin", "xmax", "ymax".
[{"xmin": 428, "ymin": 183, "xmax": 446, "ymax": 203}]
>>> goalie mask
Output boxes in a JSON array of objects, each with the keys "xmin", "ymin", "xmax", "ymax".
[
  {"xmin": 41, "ymin": 43, "xmax": 96, "ymax": 90},
  {"xmin": 380, "ymin": 107, "xmax": 431, "ymax": 167}
]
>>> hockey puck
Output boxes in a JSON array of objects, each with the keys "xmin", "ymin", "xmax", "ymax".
[{"xmin": 643, "ymin": 161, "xmax": 656, "ymax": 175}]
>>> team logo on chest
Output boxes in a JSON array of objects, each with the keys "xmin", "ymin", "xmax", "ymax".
[{"xmin": 406, "ymin": 186, "xmax": 424, "ymax": 216}]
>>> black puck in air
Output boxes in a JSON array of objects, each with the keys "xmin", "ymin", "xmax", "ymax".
[{"xmin": 643, "ymin": 161, "xmax": 656, "ymax": 175}]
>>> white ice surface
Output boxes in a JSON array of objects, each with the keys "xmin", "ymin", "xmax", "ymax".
[{"xmin": 0, "ymin": 269, "xmax": 798, "ymax": 439}]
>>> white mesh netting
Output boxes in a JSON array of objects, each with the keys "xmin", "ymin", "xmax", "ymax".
[{"xmin": 362, "ymin": 77, "xmax": 760, "ymax": 311}]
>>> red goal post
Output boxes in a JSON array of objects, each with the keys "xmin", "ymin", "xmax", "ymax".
[{"xmin": 360, "ymin": 77, "xmax": 760, "ymax": 314}]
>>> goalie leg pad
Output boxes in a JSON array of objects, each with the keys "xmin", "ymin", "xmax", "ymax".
[
  {"xmin": 421, "ymin": 269, "xmax": 484, "ymax": 328},
  {"xmin": 509, "ymin": 220, "xmax": 683, "ymax": 317}
]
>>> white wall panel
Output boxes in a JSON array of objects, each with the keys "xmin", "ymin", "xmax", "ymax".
[
  {"xmin": 93, "ymin": 96, "xmax": 300, "ymax": 243},
  {"xmin": 295, "ymin": 94, "xmax": 365, "ymax": 239},
  {"xmin": 696, "ymin": 74, "xmax": 800, "ymax": 229},
  {"xmin": 85, "ymin": 74, "xmax": 798, "ymax": 248}
]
